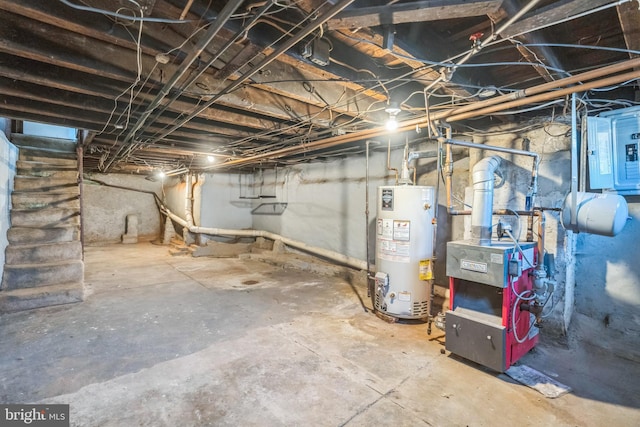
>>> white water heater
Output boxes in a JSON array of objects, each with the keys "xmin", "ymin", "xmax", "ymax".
[{"xmin": 375, "ymin": 185, "xmax": 435, "ymax": 319}]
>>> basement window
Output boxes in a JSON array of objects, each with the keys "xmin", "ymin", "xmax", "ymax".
[{"xmin": 22, "ymin": 122, "xmax": 76, "ymax": 140}]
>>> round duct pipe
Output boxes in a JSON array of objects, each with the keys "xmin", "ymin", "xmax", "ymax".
[{"xmin": 471, "ymin": 156, "xmax": 502, "ymax": 245}]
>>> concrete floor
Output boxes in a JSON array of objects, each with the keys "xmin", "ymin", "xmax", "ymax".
[{"xmin": 1, "ymin": 243, "xmax": 639, "ymax": 426}]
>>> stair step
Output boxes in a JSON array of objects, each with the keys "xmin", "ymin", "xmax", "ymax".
[
  {"xmin": 13, "ymin": 175, "xmax": 79, "ymax": 192},
  {"xmin": 5, "ymin": 241, "xmax": 82, "ymax": 265},
  {"xmin": 0, "ymin": 282, "xmax": 84, "ymax": 313},
  {"xmin": 12, "ymin": 135, "xmax": 77, "ymax": 153},
  {"xmin": 1, "ymin": 260, "xmax": 84, "ymax": 290},
  {"xmin": 17, "ymin": 160, "xmax": 77, "ymax": 172},
  {"xmin": 16, "ymin": 167, "xmax": 78, "ymax": 180},
  {"xmin": 17, "ymin": 154, "xmax": 77, "ymax": 166},
  {"xmin": 11, "ymin": 207, "xmax": 80, "ymax": 228},
  {"xmin": 8, "ymin": 226, "xmax": 80, "ymax": 245},
  {"xmin": 11, "ymin": 192, "xmax": 80, "ymax": 210}
]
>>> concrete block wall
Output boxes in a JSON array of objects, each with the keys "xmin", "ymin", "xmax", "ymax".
[
  {"xmin": 82, "ymin": 174, "xmax": 162, "ymax": 244},
  {"xmin": 0, "ymin": 130, "xmax": 18, "ymax": 282}
]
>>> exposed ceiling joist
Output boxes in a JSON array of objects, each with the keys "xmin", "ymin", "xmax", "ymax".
[
  {"xmin": 326, "ymin": 0, "xmax": 502, "ymax": 30},
  {"xmin": 617, "ymin": 1, "xmax": 640, "ymax": 58},
  {"xmin": 0, "ymin": 0, "xmax": 634, "ymax": 172},
  {"xmin": 499, "ymin": 0, "xmax": 615, "ymax": 39}
]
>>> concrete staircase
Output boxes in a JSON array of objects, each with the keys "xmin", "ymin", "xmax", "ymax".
[{"xmin": 0, "ymin": 135, "xmax": 84, "ymax": 312}]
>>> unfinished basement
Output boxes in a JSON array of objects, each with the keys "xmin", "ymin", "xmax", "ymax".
[{"xmin": 0, "ymin": 0, "xmax": 639, "ymax": 426}]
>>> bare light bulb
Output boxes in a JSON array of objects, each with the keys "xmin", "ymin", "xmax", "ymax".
[
  {"xmin": 207, "ymin": 155, "xmax": 215, "ymax": 163},
  {"xmin": 384, "ymin": 101, "xmax": 401, "ymax": 132},
  {"xmin": 385, "ymin": 116, "xmax": 398, "ymax": 131}
]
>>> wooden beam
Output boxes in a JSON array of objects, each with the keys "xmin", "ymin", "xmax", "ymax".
[
  {"xmin": 327, "ymin": 0, "xmax": 502, "ymax": 30},
  {"xmin": 617, "ymin": 1, "xmax": 640, "ymax": 59},
  {"xmin": 499, "ymin": 0, "xmax": 614, "ymax": 39},
  {"xmin": 0, "ymin": 10, "xmax": 363, "ymax": 128},
  {"xmin": 0, "ymin": 77, "xmax": 284, "ymax": 141}
]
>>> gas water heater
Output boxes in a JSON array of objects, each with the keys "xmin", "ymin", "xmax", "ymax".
[{"xmin": 375, "ymin": 185, "xmax": 435, "ymax": 319}]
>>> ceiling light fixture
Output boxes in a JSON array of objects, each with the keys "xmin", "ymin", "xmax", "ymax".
[
  {"xmin": 207, "ymin": 155, "xmax": 215, "ymax": 163},
  {"xmin": 385, "ymin": 101, "xmax": 401, "ymax": 132},
  {"xmin": 155, "ymin": 53, "xmax": 170, "ymax": 64}
]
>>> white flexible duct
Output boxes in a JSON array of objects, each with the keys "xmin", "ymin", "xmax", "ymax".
[
  {"xmin": 471, "ymin": 156, "xmax": 502, "ymax": 245},
  {"xmin": 164, "ymin": 174, "xmax": 367, "ymax": 271}
]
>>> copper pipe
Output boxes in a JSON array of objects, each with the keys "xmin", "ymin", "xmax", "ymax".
[
  {"xmin": 444, "ymin": 127, "xmax": 457, "ymax": 214},
  {"xmin": 537, "ymin": 211, "xmax": 545, "ymax": 270},
  {"xmin": 432, "ymin": 58, "xmax": 640, "ymax": 124},
  {"xmin": 215, "ymin": 58, "xmax": 640, "ymax": 169},
  {"xmin": 445, "ymin": 69, "xmax": 640, "ymax": 122},
  {"xmin": 387, "ymin": 139, "xmax": 398, "ymax": 184}
]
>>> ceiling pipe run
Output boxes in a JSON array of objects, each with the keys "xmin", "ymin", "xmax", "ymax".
[{"xmin": 210, "ymin": 57, "xmax": 640, "ymax": 169}]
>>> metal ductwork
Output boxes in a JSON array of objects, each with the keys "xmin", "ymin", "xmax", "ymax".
[{"xmin": 471, "ymin": 156, "xmax": 502, "ymax": 245}]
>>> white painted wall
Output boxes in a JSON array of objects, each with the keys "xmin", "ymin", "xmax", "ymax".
[
  {"xmin": 252, "ymin": 142, "xmax": 404, "ymax": 261},
  {"xmin": 199, "ymin": 172, "xmax": 252, "ymax": 230},
  {"xmin": 162, "ymin": 172, "xmax": 252, "ymax": 243},
  {"xmin": 82, "ymin": 174, "xmax": 162, "ymax": 244},
  {"xmin": 0, "ymin": 130, "xmax": 18, "ymax": 282}
]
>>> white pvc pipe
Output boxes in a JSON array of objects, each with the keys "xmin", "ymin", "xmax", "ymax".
[{"xmin": 163, "ymin": 185, "xmax": 367, "ymax": 271}]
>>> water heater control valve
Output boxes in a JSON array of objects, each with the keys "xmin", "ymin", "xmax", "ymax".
[{"xmin": 374, "ymin": 272, "xmax": 389, "ymax": 295}]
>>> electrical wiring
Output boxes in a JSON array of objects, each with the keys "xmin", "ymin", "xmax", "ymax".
[
  {"xmin": 137, "ymin": 1, "xmax": 332, "ymax": 147},
  {"xmin": 379, "ymin": 50, "xmax": 570, "ymax": 75},
  {"xmin": 588, "ymin": 78, "xmax": 640, "ymax": 92},
  {"xmin": 456, "ymin": 121, "xmax": 557, "ymax": 137},
  {"xmin": 512, "ymin": 288, "xmax": 536, "ymax": 344},
  {"xmin": 489, "ymin": 99, "xmax": 565, "ymax": 116},
  {"xmin": 97, "ymin": 4, "xmax": 145, "ymax": 136},
  {"xmin": 518, "ymin": 43, "xmax": 640, "ymax": 57},
  {"xmin": 103, "ymin": 0, "xmax": 638, "ymax": 159},
  {"xmin": 58, "ymin": 0, "xmax": 196, "ymax": 23},
  {"xmin": 328, "ymin": 4, "xmax": 636, "ymax": 107}
]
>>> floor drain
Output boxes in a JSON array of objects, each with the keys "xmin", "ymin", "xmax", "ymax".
[{"xmin": 242, "ymin": 280, "xmax": 259, "ymax": 285}]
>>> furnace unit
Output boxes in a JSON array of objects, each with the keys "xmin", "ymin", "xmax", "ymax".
[{"xmin": 445, "ymin": 240, "xmax": 539, "ymax": 372}]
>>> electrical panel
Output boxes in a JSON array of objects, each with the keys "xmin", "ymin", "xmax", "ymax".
[{"xmin": 587, "ymin": 106, "xmax": 640, "ymax": 194}]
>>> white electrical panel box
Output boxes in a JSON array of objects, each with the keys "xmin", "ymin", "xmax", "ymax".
[{"xmin": 587, "ymin": 106, "xmax": 640, "ymax": 194}]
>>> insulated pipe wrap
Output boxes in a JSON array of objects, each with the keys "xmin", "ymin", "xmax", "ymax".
[{"xmin": 471, "ymin": 156, "xmax": 502, "ymax": 245}]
